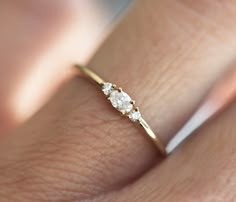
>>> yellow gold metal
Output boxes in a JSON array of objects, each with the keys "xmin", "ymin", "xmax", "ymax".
[
  {"xmin": 75, "ymin": 64, "xmax": 167, "ymax": 156},
  {"xmin": 118, "ymin": 87, "xmax": 122, "ymax": 92},
  {"xmin": 130, "ymin": 100, "xmax": 135, "ymax": 105},
  {"xmin": 75, "ymin": 64, "xmax": 104, "ymax": 86},
  {"xmin": 139, "ymin": 117, "xmax": 166, "ymax": 155}
]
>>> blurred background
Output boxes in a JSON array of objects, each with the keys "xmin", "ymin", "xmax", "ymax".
[
  {"xmin": 0, "ymin": 0, "xmax": 235, "ymax": 152},
  {"xmin": 0, "ymin": 0, "xmax": 133, "ymax": 133}
]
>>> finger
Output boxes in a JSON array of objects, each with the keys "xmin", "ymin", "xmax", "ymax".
[
  {"xmin": 107, "ymin": 82, "xmax": 236, "ymax": 202},
  {"xmin": 1, "ymin": 0, "xmax": 236, "ymax": 201}
]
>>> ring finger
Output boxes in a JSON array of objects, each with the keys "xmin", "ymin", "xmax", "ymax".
[{"xmin": 1, "ymin": 0, "xmax": 236, "ymax": 201}]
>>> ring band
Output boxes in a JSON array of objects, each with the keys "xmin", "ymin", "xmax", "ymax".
[{"xmin": 75, "ymin": 65, "xmax": 167, "ymax": 156}]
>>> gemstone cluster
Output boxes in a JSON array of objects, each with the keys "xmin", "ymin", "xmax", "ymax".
[{"xmin": 101, "ymin": 82, "xmax": 141, "ymax": 122}]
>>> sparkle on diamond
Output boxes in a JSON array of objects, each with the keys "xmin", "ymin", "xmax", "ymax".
[
  {"xmin": 129, "ymin": 110, "xmax": 141, "ymax": 122},
  {"xmin": 102, "ymin": 82, "xmax": 113, "ymax": 95},
  {"xmin": 109, "ymin": 90, "xmax": 133, "ymax": 113}
]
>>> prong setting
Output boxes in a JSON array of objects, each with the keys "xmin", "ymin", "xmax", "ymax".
[
  {"xmin": 130, "ymin": 100, "xmax": 135, "ymax": 105},
  {"xmin": 118, "ymin": 87, "xmax": 122, "ymax": 92},
  {"xmin": 101, "ymin": 81, "xmax": 142, "ymax": 121}
]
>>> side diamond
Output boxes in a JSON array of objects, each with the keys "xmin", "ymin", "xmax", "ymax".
[
  {"xmin": 129, "ymin": 110, "xmax": 141, "ymax": 122},
  {"xmin": 102, "ymin": 82, "xmax": 113, "ymax": 95}
]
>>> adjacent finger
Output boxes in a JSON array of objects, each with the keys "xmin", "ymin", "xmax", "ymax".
[{"xmin": 0, "ymin": 1, "xmax": 76, "ymax": 133}]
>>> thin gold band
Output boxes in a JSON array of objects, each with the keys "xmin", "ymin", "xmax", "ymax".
[{"xmin": 75, "ymin": 65, "xmax": 167, "ymax": 156}]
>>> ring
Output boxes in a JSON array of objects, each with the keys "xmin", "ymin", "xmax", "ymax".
[{"xmin": 75, "ymin": 65, "xmax": 167, "ymax": 156}]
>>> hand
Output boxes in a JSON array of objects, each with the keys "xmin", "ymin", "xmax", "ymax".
[{"xmin": 0, "ymin": 1, "xmax": 235, "ymax": 201}]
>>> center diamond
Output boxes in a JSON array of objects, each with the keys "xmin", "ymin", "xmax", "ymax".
[{"xmin": 109, "ymin": 90, "xmax": 133, "ymax": 114}]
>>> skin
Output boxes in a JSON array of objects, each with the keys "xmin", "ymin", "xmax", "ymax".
[{"xmin": 0, "ymin": 0, "xmax": 236, "ymax": 201}]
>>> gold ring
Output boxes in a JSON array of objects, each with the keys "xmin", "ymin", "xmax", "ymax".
[{"xmin": 75, "ymin": 65, "xmax": 167, "ymax": 156}]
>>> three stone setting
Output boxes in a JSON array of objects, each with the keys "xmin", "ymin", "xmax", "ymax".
[{"xmin": 101, "ymin": 82, "xmax": 141, "ymax": 122}]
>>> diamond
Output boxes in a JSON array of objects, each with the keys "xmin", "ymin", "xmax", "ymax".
[
  {"xmin": 102, "ymin": 82, "xmax": 113, "ymax": 95},
  {"xmin": 129, "ymin": 110, "xmax": 141, "ymax": 122},
  {"xmin": 109, "ymin": 90, "xmax": 133, "ymax": 113}
]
